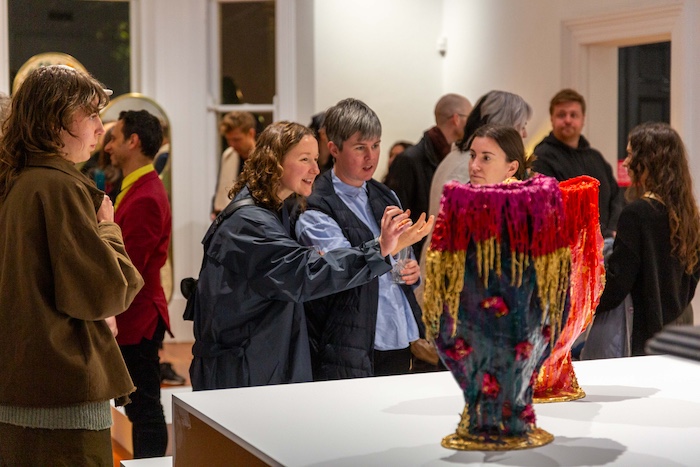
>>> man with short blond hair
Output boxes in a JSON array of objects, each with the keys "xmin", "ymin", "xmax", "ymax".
[{"xmin": 211, "ymin": 111, "xmax": 257, "ymax": 218}]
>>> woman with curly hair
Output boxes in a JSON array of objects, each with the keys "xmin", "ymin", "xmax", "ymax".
[
  {"xmin": 595, "ymin": 122, "xmax": 700, "ymax": 355},
  {"xmin": 190, "ymin": 121, "xmax": 420, "ymax": 390}
]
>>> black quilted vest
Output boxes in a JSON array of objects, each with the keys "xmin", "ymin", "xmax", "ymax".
[{"xmin": 303, "ymin": 171, "xmax": 425, "ymax": 380}]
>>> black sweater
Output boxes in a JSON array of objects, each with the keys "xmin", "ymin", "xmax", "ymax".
[
  {"xmin": 597, "ymin": 198, "xmax": 699, "ymax": 355},
  {"xmin": 384, "ymin": 130, "xmax": 441, "ymax": 255},
  {"xmin": 533, "ymin": 132, "xmax": 623, "ymax": 238}
]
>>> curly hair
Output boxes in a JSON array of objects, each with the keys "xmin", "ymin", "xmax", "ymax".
[
  {"xmin": 627, "ymin": 122, "xmax": 700, "ymax": 273},
  {"xmin": 230, "ymin": 121, "xmax": 314, "ymax": 210},
  {"xmin": 0, "ymin": 65, "xmax": 109, "ymax": 200}
]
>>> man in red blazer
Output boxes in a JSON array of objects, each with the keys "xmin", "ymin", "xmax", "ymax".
[{"xmin": 106, "ymin": 110, "xmax": 172, "ymax": 458}]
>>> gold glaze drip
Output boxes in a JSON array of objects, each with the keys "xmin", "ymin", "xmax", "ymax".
[{"xmin": 423, "ymin": 249, "xmax": 466, "ymax": 340}]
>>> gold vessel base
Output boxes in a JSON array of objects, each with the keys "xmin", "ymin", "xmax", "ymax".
[
  {"xmin": 441, "ymin": 427, "xmax": 554, "ymax": 451},
  {"xmin": 534, "ymin": 386, "xmax": 586, "ymax": 404}
]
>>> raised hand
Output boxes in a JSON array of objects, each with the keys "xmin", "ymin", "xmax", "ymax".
[
  {"xmin": 378, "ymin": 206, "xmax": 412, "ymax": 257},
  {"xmin": 392, "ymin": 211, "xmax": 435, "ymax": 256}
]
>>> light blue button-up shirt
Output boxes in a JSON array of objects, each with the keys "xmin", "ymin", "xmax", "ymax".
[{"xmin": 295, "ymin": 171, "xmax": 419, "ymax": 350}]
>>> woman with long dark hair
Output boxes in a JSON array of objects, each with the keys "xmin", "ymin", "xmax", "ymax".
[
  {"xmin": 595, "ymin": 122, "xmax": 700, "ymax": 355},
  {"xmin": 465, "ymin": 123, "xmax": 531, "ymax": 185}
]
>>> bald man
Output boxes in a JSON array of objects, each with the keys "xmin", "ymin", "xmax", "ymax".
[{"xmin": 385, "ymin": 93, "xmax": 472, "ymax": 255}]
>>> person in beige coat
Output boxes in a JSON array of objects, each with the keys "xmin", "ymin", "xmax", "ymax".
[{"xmin": 0, "ymin": 65, "xmax": 143, "ymax": 466}]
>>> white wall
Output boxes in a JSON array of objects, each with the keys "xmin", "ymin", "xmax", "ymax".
[
  {"xmin": 677, "ymin": 0, "xmax": 700, "ymax": 321},
  {"xmin": 312, "ymin": 0, "xmax": 445, "ymax": 181},
  {"xmin": 442, "ymin": 0, "xmax": 565, "ymax": 153},
  {"xmin": 134, "ymin": 0, "xmax": 213, "ymax": 342}
]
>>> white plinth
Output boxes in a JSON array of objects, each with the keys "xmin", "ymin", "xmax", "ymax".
[
  {"xmin": 173, "ymin": 355, "xmax": 700, "ymax": 466},
  {"xmin": 120, "ymin": 457, "xmax": 172, "ymax": 467}
]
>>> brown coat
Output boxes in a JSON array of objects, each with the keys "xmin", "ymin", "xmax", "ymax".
[{"xmin": 0, "ymin": 155, "xmax": 143, "ymax": 407}]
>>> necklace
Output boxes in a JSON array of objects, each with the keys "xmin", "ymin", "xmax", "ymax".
[{"xmin": 643, "ymin": 191, "xmax": 664, "ymax": 203}]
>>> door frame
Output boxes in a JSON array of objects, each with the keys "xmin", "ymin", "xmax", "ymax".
[{"xmin": 561, "ymin": 4, "xmax": 683, "ymax": 169}]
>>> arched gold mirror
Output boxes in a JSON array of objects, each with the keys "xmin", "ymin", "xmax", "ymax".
[
  {"xmin": 100, "ymin": 93, "xmax": 174, "ymax": 302},
  {"xmin": 12, "ymin": 52, "xmax": 88, "ymax": 93}
]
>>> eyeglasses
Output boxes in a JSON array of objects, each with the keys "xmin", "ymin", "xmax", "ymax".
[{"xmin": 457, "ymin": 113, "xmax": 469, "ymax": 119}]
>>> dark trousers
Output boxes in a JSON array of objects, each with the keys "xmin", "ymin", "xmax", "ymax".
[
  {"xmin": 0, "ymin": 422, "xmax": 112, "ymax": 466},
  {"xmin": 119, "ymin": 321, "xmax": 167, "ymax": 458},
  {"xmin": 373, "ymin": 346, "xmax": 412, "ymax": 376}
]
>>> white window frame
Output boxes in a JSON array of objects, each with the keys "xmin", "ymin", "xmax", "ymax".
[
  {"xmin": 0, "ymin": 0, "xmax": 9, "ymax": 93},
  {"xmin": 207, "ymin": 0, "xmax": 296, "ymax": 120},
  {"xmin": 0, "ymin": 0, "xmax": 296, "ymax": 116}
]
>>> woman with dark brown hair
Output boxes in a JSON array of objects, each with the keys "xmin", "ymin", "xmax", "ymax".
[
  {"xmin": 189, "ymin": 121, "xmax": 424, "ymax": 391},
  {"xmin": 0, "ymin": 65, "xmax": 143, "ymax": 464},
  {"xmin": 595, "ymin": 122, "xmax": 700, "ymax": 355},
  {"xmin": 465, "ymin": 123, "xmax": 532, "ymax": 185}
]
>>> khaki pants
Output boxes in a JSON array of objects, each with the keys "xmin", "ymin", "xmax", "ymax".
[{"xmin": 0, "ymin": 422, "xmax": 112, "ymax": 467}]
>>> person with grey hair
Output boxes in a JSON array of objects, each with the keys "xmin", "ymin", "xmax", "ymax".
[
  {"xmin": 415, "ymin": 91, "xmax": 533, "ymax": 312},
  {"xmin": 189, "ymin": 120, "xmax": 415, "ymax": 391},
  {"xmin": 384, "ymin": 93, "xmax": 472, "ymax": 256},
  {"xmin": 458, "ymin": 90, "xmax": 533, "ymax": 149},
  {"xmin": 429, "ymin": 90, "xmax": 533, "ymax": 221},
  {"xmin": 296, "ymin": 98, "xmax": 435, "ymax": 379}
]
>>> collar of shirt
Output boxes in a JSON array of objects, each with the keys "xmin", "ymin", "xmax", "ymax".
[
  {"xmin": 115, "ymin": 164, "xmax": 155, "ymax": 211},
  {"xmin": 331, "ymin": 169, "xmax": 368, "ymax": 199},
  {"xmin": 330, "ymin": 170, "xmax": 375, "ymax": 233}
]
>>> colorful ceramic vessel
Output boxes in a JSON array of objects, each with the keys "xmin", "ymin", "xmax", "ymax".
[{"xmin": 424, "ymin": 175, "xmax": 570, "ymax": 450}]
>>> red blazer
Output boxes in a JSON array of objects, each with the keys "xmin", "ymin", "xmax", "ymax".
[{"xmin": 115, "ymin": 170, "xmax": 172, "ymax": 345}]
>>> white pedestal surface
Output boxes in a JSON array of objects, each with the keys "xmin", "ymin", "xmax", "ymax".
[{"xmin": 173, "ymin": 355, "xmax": 700, "ymax": 466}]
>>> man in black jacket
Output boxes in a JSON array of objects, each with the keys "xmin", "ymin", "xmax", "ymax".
[
  {"xmin": 532, "ymin": 89, "xmax": 623, "ymax": 238},
  {"xmin": 384, "ymin": 93, "xmax": 472, "ymax": 255}
]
